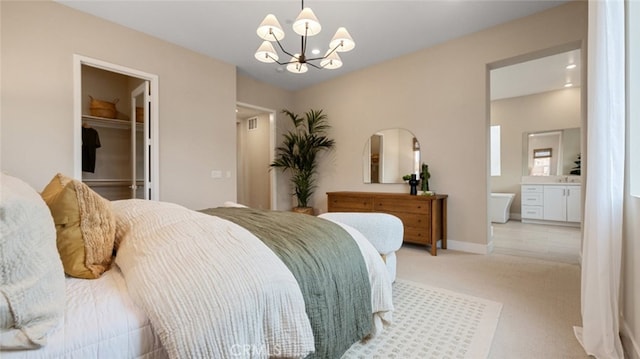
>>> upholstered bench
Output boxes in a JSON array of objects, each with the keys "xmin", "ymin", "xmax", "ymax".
[{"xmin": 318, "ymin": 212, "xmax": 403, "ymax": 282}]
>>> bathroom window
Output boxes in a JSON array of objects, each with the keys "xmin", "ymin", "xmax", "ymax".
[
  {"xmin": 490, "ymin": 125, "xmax": 501, "ymax": 176},
  {"xmin": 531, "ymin": 148, "xmax": 552, "ymax": 176}
]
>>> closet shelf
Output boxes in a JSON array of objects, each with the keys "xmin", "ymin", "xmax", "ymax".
[
  {"xmin": 83, "ymin": 179, "xmax": 144, "ymax": 187},
  {"xmin": 82, "ymin": 115, "xmax": 143, "ymax": 130}
]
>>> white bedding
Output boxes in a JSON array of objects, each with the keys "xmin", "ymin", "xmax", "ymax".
[
  {"xmin": 113, "ymin": 199, "xmax": 316, "ymax": 359},
  {"xmin": 3, "ymin": 199, "xmax": 392, "ymax": 359},
  {"xmin": 2, "ymin": 266, "xmax": 166, "ymax": 359}
]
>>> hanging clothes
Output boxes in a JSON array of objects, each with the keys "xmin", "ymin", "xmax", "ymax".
[{"xmin": 82, "ymin": 126, "xmax": 101, "ymax": 173}]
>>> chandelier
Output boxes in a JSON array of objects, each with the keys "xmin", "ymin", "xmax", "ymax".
[{"xmin": 254, "ymin": 0, "xmax": 355, "ymax": 73}]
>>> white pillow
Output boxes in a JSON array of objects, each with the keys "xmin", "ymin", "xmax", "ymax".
[
  {"xmin": 0, "ymin": 173, "xmax": 65, "ymax": 349},
  {"xmin": 222, "ymin": 201, "xmax": 248, "ymax": 208}
]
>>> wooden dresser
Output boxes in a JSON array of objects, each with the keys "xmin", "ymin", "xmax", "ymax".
[{"xmin": 326, "ymin": 192, "xmax": 448, "ymax": 255}]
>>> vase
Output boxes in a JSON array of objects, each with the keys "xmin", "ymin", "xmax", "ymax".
[
  {"xmin": 408, "ymin": 174, "xmax": 419, "ymax": 195},
  {"xmin": 420, "ymin": 164, "xmax": 430, "ymax": 192}
]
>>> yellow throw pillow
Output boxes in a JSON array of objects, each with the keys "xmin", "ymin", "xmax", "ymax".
[{"xmin": 41, "ymin": 173, "xmax": 115, "ymax": 279}]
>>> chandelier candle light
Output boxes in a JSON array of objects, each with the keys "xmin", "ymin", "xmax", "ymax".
[{"xmin": 254, "ymin": 0, "xmax": 355, "ymax": 73}]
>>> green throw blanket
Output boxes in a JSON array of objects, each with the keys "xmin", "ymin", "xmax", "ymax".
[{"xmin": 200, "ymin": 207, "xmax": 373, "ymax": 359}]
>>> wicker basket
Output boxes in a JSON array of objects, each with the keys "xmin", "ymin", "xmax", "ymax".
[{"xmin": 89, "ymin": 96, "xmax": 118, "ymax": 119}]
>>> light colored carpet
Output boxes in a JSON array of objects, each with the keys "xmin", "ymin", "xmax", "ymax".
[
  {"xmin": 396, "ymin": 245, "xmax": 588, "ymax": 358},
  {"xmin": 342, "ymin": 279, "xmax": 502, "ymax": 359}
]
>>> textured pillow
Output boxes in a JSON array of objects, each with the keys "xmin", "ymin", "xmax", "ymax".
[
  {"xmin": 41, "ymin": 173, "xmax": 115, "ymax": 279},
  {"xmin": 0, "ymin": 173, "xmax": 65, "ymax": 349}
]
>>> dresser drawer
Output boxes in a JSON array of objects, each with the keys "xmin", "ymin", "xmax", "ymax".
[
  {"xmin": 521, "ymin": 185, "xmax": 543, "ymax": 193},
  {"xmin": 385, "ymin": 211, "xmax": 430, "ymax": 230},
  {"xmin": 521, "ymin": 205, "xmax": 543, "ymax": 219},
  {"xmin": 327, "ymin": 194, "xmax": 374, "ymax": 212},
  {"xmin": 404, "ymin": 227, "xmax": 431, "ymax": 245},
  {"xmin": 374, "ymin": 197, "xmax": 430, "ymax": 214},
  {"xmin": 521, "ymin": 192, "xmax": 543, "ymax": 206}
]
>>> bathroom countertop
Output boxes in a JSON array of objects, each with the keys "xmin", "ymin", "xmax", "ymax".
[{"xmin": 521, "ymin": 182, "xmax": 581, "ymax": 186}]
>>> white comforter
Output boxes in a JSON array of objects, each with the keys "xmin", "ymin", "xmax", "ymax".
[{"xmin": 112, "ymin": 200, "xmax": 392, "ymax": 359}]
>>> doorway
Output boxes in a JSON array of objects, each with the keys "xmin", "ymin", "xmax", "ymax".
[
  {"xmin": 73, "ymin": 55, "xmax": 159, "ymax": 200},
  {"xmin": 236, "ymin": 103, "xmax": 276, "ymax": 209},
  {"xmin": 488, "ymin": 47, "xmax": 584, "ymax": 263}
]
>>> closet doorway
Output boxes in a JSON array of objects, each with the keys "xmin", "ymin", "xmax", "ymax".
[
  {"xmin": 73, "ymin": 55, "xmax": 159, "ymax": 200},
  {"xmin": 236, "ymin": 102, "xmax": 276, "ymax": 210}
]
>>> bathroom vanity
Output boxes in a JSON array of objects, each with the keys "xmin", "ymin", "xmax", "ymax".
[{"xmin": 521, "ymin": 183, "xmax": 581, "ymax": 226}]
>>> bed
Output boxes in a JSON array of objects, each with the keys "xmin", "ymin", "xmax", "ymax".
[{"xmin": 0, "ymin": 173, "xmax": 393, "ymax": 358}]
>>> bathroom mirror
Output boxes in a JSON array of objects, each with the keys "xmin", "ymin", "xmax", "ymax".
[
  {"xmin": 363, "ymin": 128, "xmax": 420, "ymax": 184},
  {"xmin": 522, "ymin": 127, "xmax": 580, "ymax": 176}
]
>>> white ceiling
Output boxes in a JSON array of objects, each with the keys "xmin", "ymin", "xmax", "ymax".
[
  {"xmin": 491, "ymin": 49, "xmax": 582, "ymax": 100},
  {"xmin": 58, "ymin": 0, "xmax": 569, "ymax": 92}
]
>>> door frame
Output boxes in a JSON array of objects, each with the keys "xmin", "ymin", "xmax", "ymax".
[
  {"xmin": 486, "ymin": 42, "xmax": 586, "ymax": 256},
  {"xmin": 73, "ymin": 54, "xmax": 160, "ymax": 200},
  {"xmin": 236, "ymin": 101, "xmax": 277, "ymax": 210},
  {"xmin": 131, "ymin": 81, "xmax": 150, "ymax": 199}
]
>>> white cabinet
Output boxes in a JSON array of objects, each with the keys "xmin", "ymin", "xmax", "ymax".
[
  {"xmin": 542, "ymin": 186, "xmax": 567, "ymax": 221},
  {"xmin": 521, "ymin": 185, "xmax": 543, "ymax": 219},
  {"xmin": 521, "ymin": 184, "xmax": 581, "ymax": 226},
  {"xmin": 566, "ymin": 186, "xmax": 582, "ymax": 222},
  {"xmin": 543, "ymin": 185, "xmax": 581, "ymax": 222}
]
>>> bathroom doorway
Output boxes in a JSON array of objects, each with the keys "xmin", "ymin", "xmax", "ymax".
[{"xmin": 488, "ymin": 46, "xmax": 584, "ymax": 263}]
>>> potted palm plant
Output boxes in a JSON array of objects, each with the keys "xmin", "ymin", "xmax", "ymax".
[{"xmin": 271, "ymin": 109, "xmax": 335, "ymax": 215}]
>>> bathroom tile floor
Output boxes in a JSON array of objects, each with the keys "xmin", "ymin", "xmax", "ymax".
[{"xmin": 491, "ymin": 220, "xmax": 581, "ymax": 264}]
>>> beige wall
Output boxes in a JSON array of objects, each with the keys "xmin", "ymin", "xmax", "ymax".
[
  {"xmin": 291, "ymin": 1, "xmax": 587, "ymax": 251},
  {"xmin": 1, "ymin": 1, "xmax": 237, "ymax": 209},
  {"xmin": 491, "ymin": 87, "xmax": 582, "ymax": 215}
]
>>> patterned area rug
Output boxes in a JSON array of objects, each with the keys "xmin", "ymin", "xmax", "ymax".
[{"xmin": 342, "ymin": 279, "xmax": 503, "ymax": 359}]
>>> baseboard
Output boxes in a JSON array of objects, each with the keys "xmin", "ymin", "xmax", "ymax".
[
  {"xmin": 447, "ymin": 239, "xmax": 492, "ymax": 254},
  {"xmin": 621, "ymin": 318, "xmax": 640, "ymax": 359}
]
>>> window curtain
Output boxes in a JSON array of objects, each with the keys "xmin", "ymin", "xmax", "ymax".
[{"xmin": 573, "ymin": 0, "xmax": 625, "ymax": 358}]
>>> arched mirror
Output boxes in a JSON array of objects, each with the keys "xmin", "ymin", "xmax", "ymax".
[{"xmin": 363, "ymin": 128, "xmax": 420, "ymax": 183}]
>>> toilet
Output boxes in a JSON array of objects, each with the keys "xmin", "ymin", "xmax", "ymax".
[{"xmin": 490, "ymin": 193, "xmax": 516, "ymax": 223}]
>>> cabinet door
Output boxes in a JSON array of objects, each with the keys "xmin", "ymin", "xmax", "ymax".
[
  {"xmin": 543, "ymin": 186, "xmax": 567, "ymax": 221},
  {"xmin": 566, "ymin": 186, "xmax": 582, "ymax": 222}
]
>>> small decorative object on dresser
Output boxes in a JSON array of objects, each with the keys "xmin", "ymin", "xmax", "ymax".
[
  {"xmin": 408, "ymin": 174, "xmax": 419, "ymax": 195},
  {"xmin": 420, "ymin": 163, "xmax": 431, "ymax": 192},
  {"xmin": 327, "ymin": 191, "xmax": 448, "ymax": 256}
]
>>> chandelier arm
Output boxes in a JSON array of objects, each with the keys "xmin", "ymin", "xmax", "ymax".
[
  {"xmin": 272, "ymin": 36, "xmax": 296, "ymax": 58},
  {"xmin": 306, "ymin": 61, "xmax": 323, "ymax": 69},
  {"xmin": 324, "ymin": 43, "xmax": 342, "ymax": 58},
  {"xmin": 268, "ymin": 55, "xmax": 287, "ymax": 66}
]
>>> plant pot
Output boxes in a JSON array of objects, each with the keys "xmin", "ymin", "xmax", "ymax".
[{"xmin": 292, "ymin": 207, "xmax": 314, "ymax": 215}]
